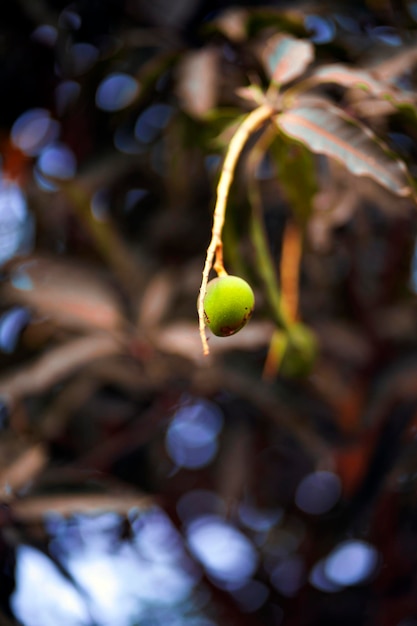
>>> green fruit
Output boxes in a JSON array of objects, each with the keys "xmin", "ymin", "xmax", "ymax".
[
  {"xmin": 203, "ymin": 275, "xmax": 255, "ymax": 337},
  {"xmin": 280, "ymin": 323, "xmax": 317, "ymax": 378}
]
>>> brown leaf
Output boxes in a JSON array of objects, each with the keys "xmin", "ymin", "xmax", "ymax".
[
  {"xmin": 308, "ymin": 64, "xmax": 389, "ymax": 96},
  {"xmin": 304, "ymin": 63, "xmax": 415, "ymax": 112},
  {"xmin": 0, "ymin": 333, "xmax": 123, "ymax": 406},
  {"xmin": 153, "ymin": 320, "xmax": 275, "ymax": 362},
  {"xmin": 2, "ymin": 256, "xmax": 124, "ymax": 331},
  {"xmin": 176, "ymin": 47, "xmax": 219, "ymax": 118},
  {"xmin": 11, "ymin": 492, "xmax": 152, "ymax": 521},
  {"xmin": 371, "ymin": 43, "xmax": 417, "ymax": 84},
  {"xmin": 0, "ymin": 444, "xmax": 47, "ymax": 500},
  {"xmin": 211, "ymin": 7, "xmax": 248, "ymax": 42},
  {"xmin": 138, "ymin": 270, "xmax": 176, "ymax": 328}
]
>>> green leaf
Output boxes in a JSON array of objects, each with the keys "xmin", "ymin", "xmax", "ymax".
[
  {"xmin": 247, "ymin": 8, "xmax": 307, "ymax": 38},
  {"xmin": 269, "ymin": 135, "xmax": 317, "ymax": 225},
  {"xmin": 275, "ymin": 101, "xmax": 411, "ymax": 197},
  {"xmin": 235, "ymin": 85, "xmax": 266, "ymax": 107},
  {"xmin": 262, "ymin": 34, "xmax": 314, "ymax": 85}
]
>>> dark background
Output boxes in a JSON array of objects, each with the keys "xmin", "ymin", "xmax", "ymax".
[{"xmin": 1, "ymin": 1, "xmax": 417, "ymax": 625}]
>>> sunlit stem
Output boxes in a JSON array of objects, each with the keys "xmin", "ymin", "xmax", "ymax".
[
  {"xmin": 263, "ymin": 330, "xmax": 288, "ymax": 380},
  {"xmin": 280, "ymin": 220, "xmax": 302, "ymax": 322},
  {"xmin": 249, "ymin": 196, "xmax": 291, "ymax": 331},
  {"xmin": 261, "ymin": 220, "xmax": 303, "ymax": 379},
  {"xmin": 198, "ymin": 103, "xmax": 274, "ymax": 356},
  {"xmin": 246, "ymin": 128, "xmax": 305, "ymax": 379},
  {"xmin": 213, "ymin": 243, "xmax": 228, "ymax": 277}
]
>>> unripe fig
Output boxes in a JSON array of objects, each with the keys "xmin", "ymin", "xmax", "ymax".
[{"xmin": 203, "ymin": 275, "xmax": 255, "ymax": 337}]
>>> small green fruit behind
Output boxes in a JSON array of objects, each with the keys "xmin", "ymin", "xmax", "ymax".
[
  {"xmin": 280, "ymin": 323, "xmax": 317, "ymax": 378},
  {"xmin": 203, "ymin": 275, "xmax": 255, "ymax": 337}
]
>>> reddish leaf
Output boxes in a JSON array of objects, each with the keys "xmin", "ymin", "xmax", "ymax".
[
  {"xmin": 372, "ymin": 43, "xmax": 417, "ymax": 83},
  {"xmin": 3, "ymin": 256, "xmax": 124, "ymax": 331},
  {"xmin": 211, "ymin": 7, "xmax": 248, "ymax": 42},
  {"xmin": 275, "ymin": 101, "xmax": 411, "ymax": 197},
  {"xmin": 176, "ymin": 48, "xmax": 219, "ymax": 118},
  {"xmin": 0, "ymin": 334, "xmax": 122, "ymax": 405},
  {"xmin": 262, "ymin": 34, "xmax": 314, "ymax": 85},
  {"xmin": 305, "ymin": 64, "xmax": 416, "ymax": 111},
  {"xmin": 0, "ymin": 444, "xmax": 47, "ymax": 499},
  {"xmin": 309, "ymin": 64, "xmax": 388, "ymax": 95}
]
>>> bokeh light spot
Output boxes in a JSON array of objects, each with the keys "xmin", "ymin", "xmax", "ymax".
[
  {"xmin": 69, "ymin": 43, "xmax": 99, "ymax": 75},
  {"xmin": 295, "ymin": 470, "xmax": 341, "ymax": 515},
  {"xmin": 15, "ymin": 509, "xmax": 201, "ymax": 626},
  {"xmin": 96, "ymin": 73, "xmax": 139, "ymax": 112},
  {"xmin": 305, "ymin": 15, "xmax": 336, "ymax": 43},
  {"xmin": 309, "ymin": 558, "xmax": 342, "ymax": 593},
  {"xmin": 231, "ymin": 579, "xmax": 269, "ymax": 612},
  {"xmin": 238, "ymin": 501, "xmax": 282, "ymax": 532},
  {"xmin": 55, "ymin": 81, "xmax": 81, "ymax": 116},
  {"xmin": 38, "ymin": 144, "xmax": 77, "ymax": 180},
  {"xmin": 177, "ymin": 489, "xmax": 225, "ymax": 525},
  {"xmin": 270, "ymin": 555, "xmax": 305, "ymax": 597},
  {"xmin": 324, "ymin": 540, "xmax": 379, "ymax": 587},
  {"xmin": 0, "ymin": 307, "xmax": 30, "ymax": 354},
  {"xmin": 124, "ymin": 188, "xmax": 149, "ymax": 213},
  {"xmin": 134, "ymin": 104, "xmax": 173, "ymax": 144},
  {"xmin": 31, "ymin": 24, "xmax": 58, "ymax": 47},
  {"xmin": 11, "ymin": 109, "xmax": 60, "ymax": 157},
  {"xmin": 0, "ymin": 180, "xmax": 34, "ymax": 265},
  {"xmin": 12, "ymin": 545, "xmax": 89, "ymax": 626},
  {"xmin": 187, "ymin": 514, "xmax": 258, "ymax": 587},
  {"xmin": 165, "ymin": 398, "xmax": 223, "ymax": 469},
  {"xmin": 371, "ymin": 26, "xmax": 402, "ymax": 46}
]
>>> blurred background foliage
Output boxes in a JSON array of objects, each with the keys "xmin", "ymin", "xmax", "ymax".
[{"xmin": 2, "ymin": 1, "xmax": 417, "ymax": 625}]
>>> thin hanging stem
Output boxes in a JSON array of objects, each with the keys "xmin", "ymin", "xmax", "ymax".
[{"xmin": 198, "ymin": 103, "xmax": 274, "ymax": 355}]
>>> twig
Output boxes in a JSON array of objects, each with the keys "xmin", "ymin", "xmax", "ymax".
[
  {"xmin": 247, "ymin": 147, "xmax": 290, "ymax": 331},
  {"xmin": 245, "ymin": 129, "xmax": 293, "ymax": 379},
  {"xmin": 280, "ymin": 220, "xmax": 302, "ymax": 322},
  {"xmin": 198, "ymin": 103, "xmax": 274, "ymax": 355}
]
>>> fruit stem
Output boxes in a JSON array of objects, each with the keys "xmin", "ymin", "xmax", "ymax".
[
  {"xmin": 198, "ymin": 103, "xmax": 274, "ymax": 355},
  {"xmin": 213, "ymin": 243, "xmax": 228, "ymax": 276}
]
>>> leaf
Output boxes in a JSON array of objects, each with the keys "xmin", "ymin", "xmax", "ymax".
[
  {"xmin": 208, "ymin": 7, "xmax": 248, "ymax": 42},
  {"xmin": 308, "ymin": 64, "xmax": 389, "ymax": 96},
  {"xmin": 0, "ymin": 334, "xmax": 122, "ymax": 405},
  {"xmin": 262, "ymin": 34, "xmax": 314, "ymax": 85},
  {"xmin": 2, "ymin": 256, "xmax": 124, "ymax": 331},
  {"xmin": 275, "ymin": 101, "xmax": 411, "ymax": 197},
  {"xmin": 0, "ymin": 444, "xmax": 47, "ymax": 500},
  {"xmin": 176, "ymin": 48, "xmax": 220, "ymax": 118},
  {"xmin": 235, "ymin": 84, "xmax": 266, "ymax": 107},
  {"xmin": 269, "ymin": 133, "xmax": 317, "ymax": 224},
  {"xmin": 154, "ymin": 320, "xmax": 274, "ymax": 362},
  {"xmin": 305, "ymin": 64, "xmax": 416, "ymax": 111},
  {"xmin": 372, "ymin": 43, "xmax": 417, "ymax": 84},
  {"xmin": 12, "ymin": 488, "xmax": 152, "ymax": 520},
  {"xmin": 297, "ymin": 63, "xmax": 417, "ymax": 125}
]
